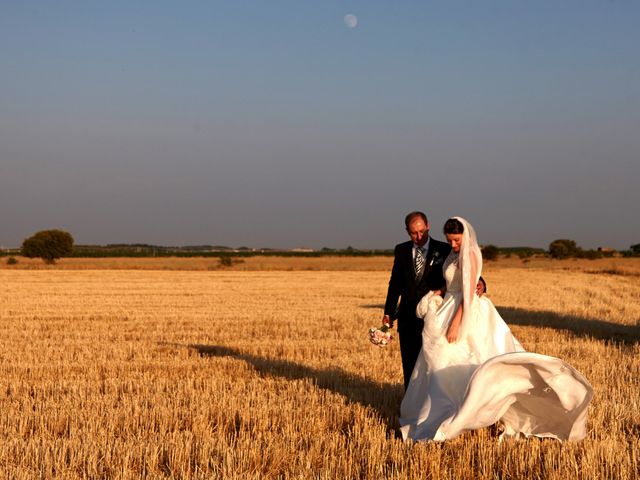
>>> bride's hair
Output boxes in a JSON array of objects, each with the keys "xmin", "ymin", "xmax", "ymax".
[{"xmin": 443, "ymin": 218, "xmax": 464, "ymax": 234}]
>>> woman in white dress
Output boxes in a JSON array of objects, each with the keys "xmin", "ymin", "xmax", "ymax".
[{"xmin": 399, "ymin": 217, "xmax": 593, "ymax": 442}]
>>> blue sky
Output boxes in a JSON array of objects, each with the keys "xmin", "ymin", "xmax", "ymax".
[{"xmin": 1, "ymin": 1, "xmax": 638, "ymax": 249}]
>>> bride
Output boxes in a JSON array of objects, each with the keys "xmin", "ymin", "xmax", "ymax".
[{"xmin": 399, "ymin": 217, "xmax": 594, "ymax": 442}]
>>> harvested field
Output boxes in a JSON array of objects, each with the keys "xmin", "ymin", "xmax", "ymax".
[{"xmin": 0, "ymin": 257, "xmax": 638, "ymax": 478}]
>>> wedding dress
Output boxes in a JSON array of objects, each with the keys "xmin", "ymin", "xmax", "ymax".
[{"xmin": 399, "ymin": 217, "xmax": 593, "ymax": 442}]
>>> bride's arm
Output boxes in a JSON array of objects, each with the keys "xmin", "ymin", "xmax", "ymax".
[
  {"xmin": 446, "ymin": 251, "xmax": 479, "ymax": 343},
  {"xmin": 446, "ymin": 304, "xmax": 463, "ymax": 343},
  {"xmin": 468, "ymin": 250, "xmax": 478, "ymax": 300}
]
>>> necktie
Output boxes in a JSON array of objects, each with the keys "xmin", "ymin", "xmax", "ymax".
[{"xmin": 415, "ymin": 247, "xmax": 425, "ymax": 280}]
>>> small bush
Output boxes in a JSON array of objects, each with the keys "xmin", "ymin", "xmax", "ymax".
[
  {"xmin": 549, "ymin": 239, "xmax": 579, "ymax": 259},
  {"xmin": 218, "ymin": 255, "xmax": 233, "ymax": 267},
  {"xmin": 577, "ymin": 249, "xmax": 603, "ymax": 260},
  {"xmin": 6, "ymin": 257, "xmax": 18, "ymax": 265},
  {"xmin": 481, "ymin": 245, "xmax": 500, "ymax": 261}
]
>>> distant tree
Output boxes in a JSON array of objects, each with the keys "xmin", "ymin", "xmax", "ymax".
[
  {"xmin": 548, "ymin": 239, "xmax": 579, "ymax": 259},
  {"xmin": 21, "ymin": 229, "xmax": 74, "ymax": 264},
  {"xmin": 631, "ymin": 244, "xmax": 640, "ymax": 256},
  {"xmin": 481, "ymin": 244, "xmax": 500, "ymax": 261}
]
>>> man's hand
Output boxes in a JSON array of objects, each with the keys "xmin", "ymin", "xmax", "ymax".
[
  {"xmin": 382, "ymin": 315, "xmax": 393, "ymax": 328},
  {"xmin": 476, "ymin": 278, "xmax": 486, "ymax": 296}
]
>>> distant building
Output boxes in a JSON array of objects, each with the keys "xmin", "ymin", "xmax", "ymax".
[{"xmin": 291, "ymin": 247, "xmax": 315, "ymax": 253}]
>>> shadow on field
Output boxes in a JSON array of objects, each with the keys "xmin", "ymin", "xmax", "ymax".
[
  {"xmin": 360, "ymin": 304, "xmax": 385, "ymax": 310},
  {"xmin": 188, "ymin": 344, "xmax": 404, "ymax": 434},
  {"xmin": 498, "ymin": 306, "xmax": 640, "ymax": 345}
]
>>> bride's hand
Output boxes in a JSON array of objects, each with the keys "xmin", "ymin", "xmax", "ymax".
[
  {"xmin": 447, "ymin": 304, "xmax": 463, "ymax": 343},
  {"xmin": 446, "ymin": 322, "xmax": 459, "ymax": 343}
]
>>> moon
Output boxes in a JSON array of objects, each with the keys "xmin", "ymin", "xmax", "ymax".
[{"xmin": 344, "ymin": 14, "xmax": 358, "ymax": 28}]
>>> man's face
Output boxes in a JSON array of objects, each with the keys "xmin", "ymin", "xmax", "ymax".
[{"xmin": 407, "ymin": 219, "xmax": 429, "ymax": 247}]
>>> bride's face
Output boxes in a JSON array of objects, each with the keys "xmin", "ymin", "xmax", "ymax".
[{"xmin": 446, "ymin": 233, "xmax": 463, "ymax": 253}]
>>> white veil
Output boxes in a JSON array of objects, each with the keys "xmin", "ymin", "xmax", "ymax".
[{"xmin": 453, "ymin": 216, "xmax": 483, "ymax": 342}]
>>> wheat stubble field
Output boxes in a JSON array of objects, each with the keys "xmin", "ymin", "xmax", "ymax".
[{"xmin": 0, "ymin": 257, "xmax": 638, "ymax": 479}]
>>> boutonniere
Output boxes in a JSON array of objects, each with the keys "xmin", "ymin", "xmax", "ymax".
[{"xmin": 428, "ymin": 251, "xmax": 441, "ymax": 267}]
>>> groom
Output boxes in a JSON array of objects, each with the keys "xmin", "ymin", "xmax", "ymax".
[{"xmin": 382, "ymin": 211, "xmax": 451, "ymax": 390}]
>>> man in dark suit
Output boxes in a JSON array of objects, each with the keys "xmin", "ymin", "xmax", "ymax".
[{"xmin": 382, "ymin": 211, "xmax": 451, "ymax": 390}]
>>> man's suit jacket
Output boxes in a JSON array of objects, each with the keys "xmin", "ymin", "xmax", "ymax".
[{"xmin": 384, "ymin": 238, "xmax": 451, "ymax": 331}]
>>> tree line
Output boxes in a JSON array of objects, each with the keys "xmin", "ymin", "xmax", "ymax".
[{"xmin": 3, "ymin": 229, "xmax": 639, "ymax": 264}]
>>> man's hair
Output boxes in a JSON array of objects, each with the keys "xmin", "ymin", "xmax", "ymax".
[{"xmin": 405, "ymin": 211, "xmax": 428, "ymax": 229}]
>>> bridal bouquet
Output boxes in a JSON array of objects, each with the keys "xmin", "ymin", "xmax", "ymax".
[{"xmin": 368, "ymin": 323, "xmax": 393, "ymax": 347}]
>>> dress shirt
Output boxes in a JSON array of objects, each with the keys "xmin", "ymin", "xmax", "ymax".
[{"xmin": 412, "ymin": 237, "xmax": 431, "ymax": 260}]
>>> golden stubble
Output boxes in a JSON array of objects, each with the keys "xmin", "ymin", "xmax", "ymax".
[{"xmin": 0, "ymin": 258, "xmax": 638, "ymax": 479}]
